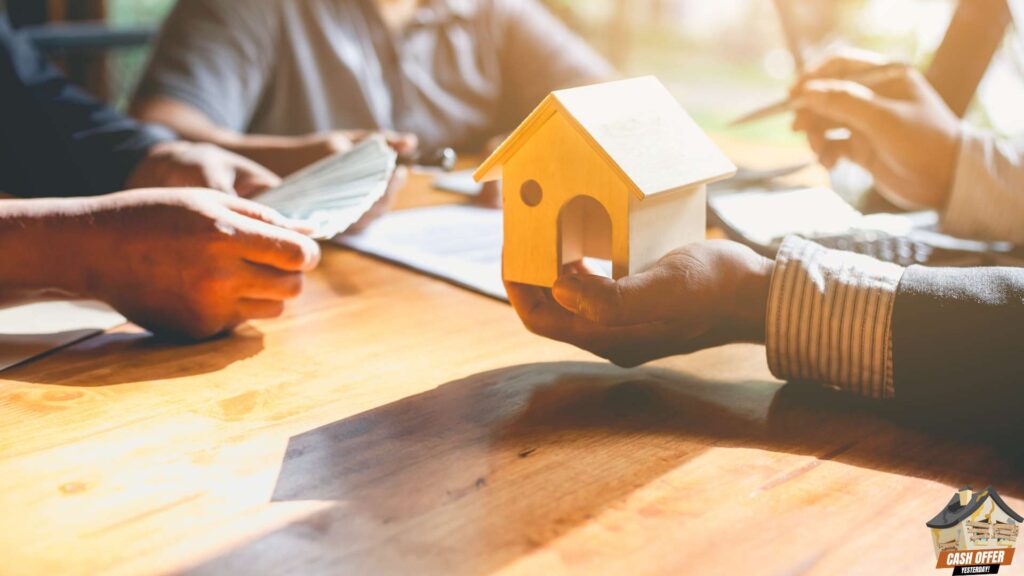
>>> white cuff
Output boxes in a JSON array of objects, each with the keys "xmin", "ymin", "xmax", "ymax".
[{"xmin": 766, "ymin": 237, "xmax": 904, "ymax": 399}]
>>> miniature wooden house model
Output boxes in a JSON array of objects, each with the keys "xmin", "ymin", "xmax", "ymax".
[
  {"xmin": 474, "ymin": 76, "xmax": 736, "ymax": 287},
  {"xmin": 927, "ymin": 487, "xmax": 1022, "ymax": 556}
]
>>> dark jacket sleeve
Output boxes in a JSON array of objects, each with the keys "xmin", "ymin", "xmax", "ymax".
[
  {"xmin": 893, "ymin": 265, "xmax": 1024, "ymax": 419},
  {"xmin": 0, "ymin": 13, "xmax": 173, "ymax": 197}
]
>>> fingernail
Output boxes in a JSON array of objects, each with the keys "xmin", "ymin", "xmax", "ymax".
[
  {"xmin": 799, "ymin": 81, "xmax": 820, "ymax": 97},
  {"xmin": 552, "ymin": 275, "xmax": 582, "ymax": 312},
  {"xmin": 305, "ymin": 240, "xmax": 322, "ymax": 269}
]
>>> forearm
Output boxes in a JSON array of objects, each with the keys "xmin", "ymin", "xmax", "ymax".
[
  {"xmin": 131, "ymin": 97, "xmax": 305, "ymax": 175},
  {"xmin": 926, "ymin": 0, "xmax": 1010, "ymax": 117},
  {"xmin": 0, "ymin": 199, "xmax": 94, "ymax": 300},
  {"xmin": 942, "ymin": 126, "xmax": 1024, "ymax": 244}
]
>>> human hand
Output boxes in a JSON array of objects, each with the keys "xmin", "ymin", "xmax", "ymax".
[
  {"xmin": 791, "ymin": 49, "xmax": 962, "ymax": 210},
  {"xmin": 34, "ymin": 189, "xmax": 320, "ymax": 339},
  {"xmin": 125, "ymin": 141, "xmax": 282, "ymax": 198},
  {"xmin": 505, "ymin": 241, "xmax": 773, "ymax": 367}
]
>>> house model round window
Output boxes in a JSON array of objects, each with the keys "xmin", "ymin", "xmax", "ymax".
[{"xmin": 520, "ymin": 179, "xmax": 543, "ymax": 207}]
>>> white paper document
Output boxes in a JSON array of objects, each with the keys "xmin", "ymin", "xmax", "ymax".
[
  {"xmin": 335, "ymin": 204, "xmax": 613, "ymax": 301},
  {"xmin": 335, "ymin": 204, "xmax": 508, "ymax": 300},
  {"xmin": 0, "ymin": 300, "xmax": 125, "ymax": 371},
  {"xmin": 710, "ymin": 187, "xmax": 866, "ymax": 246},
  {"xmin": 710, "ymin": 186, "xmax": 925, "ymax": 248},
  {"xmin": 432, "ymin": 169, "xmax": 483, "ymax": 197}
]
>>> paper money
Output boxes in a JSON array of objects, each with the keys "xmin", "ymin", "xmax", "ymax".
[{"xmin": 254, "ymin": 135, "xmax": 397, "ymax": 239}]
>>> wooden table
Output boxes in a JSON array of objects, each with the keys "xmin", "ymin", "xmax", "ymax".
[{"xmin": 1, "ymin": 137, "xmax": 1021, "ymax": 576}]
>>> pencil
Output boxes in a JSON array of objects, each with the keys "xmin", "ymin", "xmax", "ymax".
[{"xmin": 729, "ymin": 62, "xmax": 909, "ymax": 127}]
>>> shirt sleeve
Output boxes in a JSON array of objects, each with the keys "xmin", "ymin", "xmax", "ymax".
[
  {"xmin": 133, "ymin": 0, "xmax": 279, "ymax": 132},
  {"xmin": 0, "ymin": 14, "xmax": 172, "ymax": 197},
  {"xmin": 942, "ymin": 124, "xmax": 1024, "ymax": 244},
  {"xmin": 495, "ymin": 0, "xmax": 615, "ymax": 127},
  {"xmin": 765, "ymin": 236, "xmax": 906, "ymax": 399}
]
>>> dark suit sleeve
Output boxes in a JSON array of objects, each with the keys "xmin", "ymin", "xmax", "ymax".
[
  {"xmin": 0, "ymin": 14, "xmax": 173, "ymax": 197},
  {"xmin": 893, "ymin": 265, "xmax": 1024, "ymax": 417}
]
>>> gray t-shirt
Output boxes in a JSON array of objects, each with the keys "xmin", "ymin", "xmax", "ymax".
[{"xmin": 135, "ymin": 0, "xmax": 613, "ymax": 151}]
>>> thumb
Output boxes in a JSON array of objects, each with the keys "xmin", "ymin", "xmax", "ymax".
[
  {"xmin": 233, "ymin": 162, "xmax": 283, "ymax": 198},
  {"xmin": 387, "ymin": 132, "xmax": 419, "ymax": 155},
  {"xmin": 800, "ymin": 79, "xmax": 898, "ymax": 136},
  {"xmin": 220, "ymin": 195, "xmax": 315, "ymax": 235},
  {"xmin": 200, "ymin": 164, "xmax": 238, "ymax": 197},
  {"xmin": 552, "ymin": 272, "xmax": 661, "ymax": 326}
]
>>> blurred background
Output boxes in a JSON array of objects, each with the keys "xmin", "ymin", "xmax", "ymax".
[{"xmin": 8, "ymin": 0, "xmax": 1024, "ymax": 143}]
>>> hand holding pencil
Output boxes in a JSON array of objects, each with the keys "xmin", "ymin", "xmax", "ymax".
[
  {"xmin": 730, "ymin": 60, "xmax": 908, "ymax": 126},
  {"xmin": 784, "ymin": 48, "xmax": 963, "ymax": 211}
]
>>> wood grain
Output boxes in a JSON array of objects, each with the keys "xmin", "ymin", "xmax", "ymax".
[{"xmin": 1, "ymin": 138, "xmax": 1020, "ymax": 576}]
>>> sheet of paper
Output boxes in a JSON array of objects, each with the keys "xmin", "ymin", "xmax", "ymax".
[
  {"xmin": 335, "ymin": 205, "xmax": 508, "ymax": 300},
  {"xmin": 432, "ymin": 169, "xmax": 483, "ymax": 196},
  {"xmin": 335, "ymin": 205, "xmax": 612, "ymax": 301},
  {"xmin": 0, "ymin": 300, "xmax": 125, "ymax": 371},
  {"xmin": 710, "ymin": 187, "xmax": 866, "ymax": 246}
]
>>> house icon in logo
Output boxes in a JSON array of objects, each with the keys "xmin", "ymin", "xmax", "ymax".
[{"xmin": 928, "ymin": 487, "xmax": 1022, "ymax": 572}]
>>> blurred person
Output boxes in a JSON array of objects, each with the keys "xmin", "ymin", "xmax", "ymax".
[
  {"xmin": 792, "ymin": 35, "xmax": 1024, "ymax": 243},
  {"xmin": 130, "ymin": 0, "xmax": 614, "ymax": 177},
  {"xmin": 1, "ymin": 15, "xmax": 282, "ymax": 199},
  {"xmin": 1, "ymin": 12, "xmax": 320, "ymax": 339}
]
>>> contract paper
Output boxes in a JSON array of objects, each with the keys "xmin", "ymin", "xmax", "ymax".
[
  {"xmin": 336, "ymin": 204, "xmax": 508, "ymax": 300},
  {"xmin": 335, "ymin": 204, "xmax": 612, "ymax": 301},
  {"xmin": 0, "ymin": 300, "xmax": 125, "ymax": 371}
]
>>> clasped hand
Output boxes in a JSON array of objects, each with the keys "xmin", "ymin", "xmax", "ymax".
[{"xmin": 506, "ymin": 241, "xmax": 773, "ymax": 367}]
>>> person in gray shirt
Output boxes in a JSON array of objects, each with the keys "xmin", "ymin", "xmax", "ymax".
[{"xmin": 132, "ymin": 0, "xmax": 614, "ymax": 177}]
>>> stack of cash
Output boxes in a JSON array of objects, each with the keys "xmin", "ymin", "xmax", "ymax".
[
  {"xmin": 993, "ymin": 522, "xmax": 1019, "ymax": 542},
  {"xmin": 254, "ymin": 135, "xmax": 397, "ymax": 239},
  {"xmin": 967, "ymin": 520, "xmax": 992, "ymax": 543}
]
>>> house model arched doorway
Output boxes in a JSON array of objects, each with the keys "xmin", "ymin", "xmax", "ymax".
[{"xmin": 558, "ymin": 195, "xmax": 613, "ymax": 275}]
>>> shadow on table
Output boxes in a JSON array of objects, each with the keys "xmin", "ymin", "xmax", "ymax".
[
  {"xmin": 1, "ymin": 325, "xmax": 265, "ymax": 386},
  {"xmin": 316, "ymin": 245, "xmax": 369, "ymax": 298},
  {"xmin": 186, "ymin": 361, "xmax": 1024, "ymax": 575}
]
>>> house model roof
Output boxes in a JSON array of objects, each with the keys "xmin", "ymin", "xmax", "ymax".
[
  {"xmin": 926, "ymin": 487, "xmax": 1024, "ymax": 529},
  {"xmin": 474, "ymin": 76, "xmax": 737, "ymax": 199}
]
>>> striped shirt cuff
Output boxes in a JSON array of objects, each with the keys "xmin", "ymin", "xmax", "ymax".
[{"xmin": 766, "ymin": 237, "xmax": 905, "ymax": 399}]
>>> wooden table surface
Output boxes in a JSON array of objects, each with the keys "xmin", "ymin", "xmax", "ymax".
[{"xmin": 1, "ymin": 136, "xmax": 1022, "ymax": 576}]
